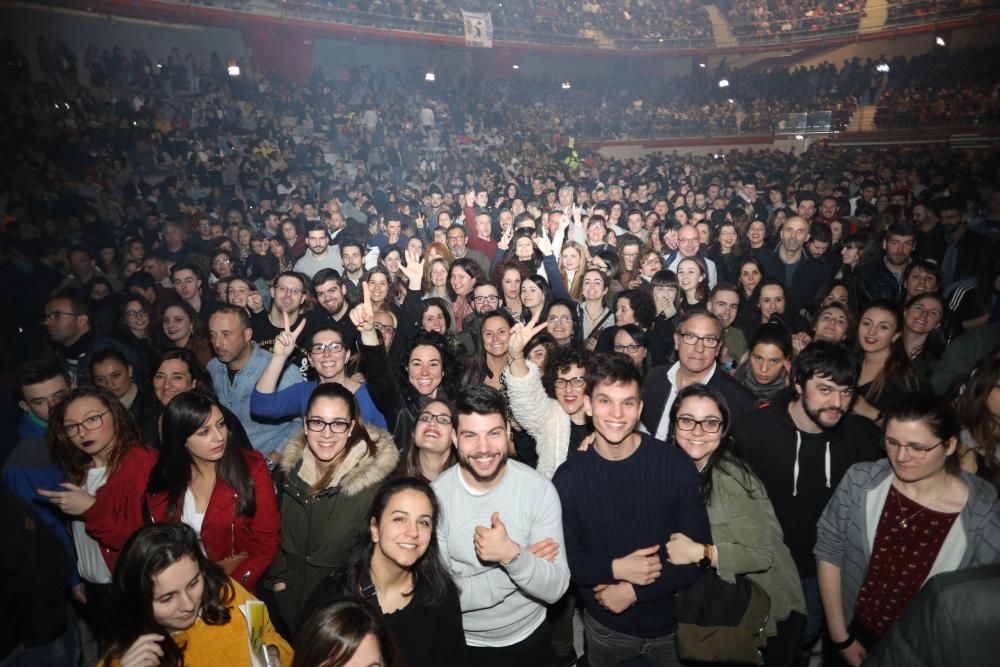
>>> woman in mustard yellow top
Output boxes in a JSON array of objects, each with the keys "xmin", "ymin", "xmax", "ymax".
[{"xmin": 102, "ymin": 523, "xmax": 293, "ymax": 667}]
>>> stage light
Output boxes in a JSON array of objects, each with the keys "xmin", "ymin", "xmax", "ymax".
[
  {"xmin": 425, "ymin": 71, "xmax": 436, "ymax": 82},
  {"xmin": 875, "ymin": 63, "xmax": 890, "ymax": 73},
  {"xmin": 512, "ymin": 64, "xmax": 519, "ymax": 70},
  {"xmin": 795, "ymin": 134, "xmax": 805, "ymax": 140},
  {"xmin": 562, "ymin": 81, "xmax": 571, "ymax": 90},
  {"xmin": 227, "ymin": 65, "xmax": 240, "ymax": 77},
  {"xmin": 936, "ymin": 36, "xmax": 946, "ymax": 46},
  {"xmin": 718, "ymin": 78, "xmax": 729, "ymax": 88},
  {"xmin": 699, "ymin": 62, "xmax": 707, "ymax": 68}
]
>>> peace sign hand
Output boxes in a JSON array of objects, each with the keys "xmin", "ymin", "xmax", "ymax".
[
  {"xmin": 508, "ymin": 311, "xmax": 548, "ymax": 360},
  {"xmin": 274, "ymin": 310, "xmax": 307, "ymax": 359}
]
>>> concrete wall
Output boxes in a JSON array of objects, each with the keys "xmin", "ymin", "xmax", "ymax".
[{"xmin": 594, "ymin": 137, "xmax": 809, "ymax": 159}]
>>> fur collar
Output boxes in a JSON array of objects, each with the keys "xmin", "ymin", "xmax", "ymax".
[{"xmin": 279, "ymin": 425, "xmax": 399, "ymax": 496}]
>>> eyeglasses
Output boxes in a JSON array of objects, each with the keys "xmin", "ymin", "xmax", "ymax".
[
  {"xmin": 614, "ymin": 343, "xmax": 643, "ymax": 353},
  {"xmin": 418, "ymin": 412, "xmax": 452, "ymax": 425},
  {"xmin": 554, "ymin": 376, "xmax": 585, "ymax": 389},
  {"xmin": 213, "ymin": 258, "xmax": 231, "ymax": 266},
  {"xmin": 678, "ymin": 332, "xmax": 721, "ymax": 348},
  {"xmin": 547, "ymin": 315, "xmax": 573, "ymax": 323},
  {"xmin": 374, "ymin": 322, "xmax": 396, "ymax": 336},
  {"xmin": 125, "ymin": 310, "xmax": 148, "ymax": 319},
  {"xmin": 675, "ymin": 416, "xmax": 724, "ymax": 433},
  {"xmin": 641, "ymin": 258, "xmax": 661, "ymax": 266},
  {"xmin": 310, "ymin": 342, "xmax": 345, "ymax": 355},
  {"xmin": 64, "ymin": 410, "xmax": 111, "ymax": 437},
  {"xmin": 882, "ymin": 437, "xmax": 945, "ymax": 459},
  {"xmin": 44, "ymin": 311, "xmax": 79, "ymax": 321},
  {"xmin": 473, "ymin": 295, "xmax": 500, "ymax": 305},
  {"xmin": 305, "ymin": 417, "xmax": 352, "ymax": 433},
  {"xmin": 275, "ymin": 285, "xmax": 303, "ymax": 296}
]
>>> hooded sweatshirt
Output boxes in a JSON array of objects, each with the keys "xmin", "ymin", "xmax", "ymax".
[{"xmin": 733, "ymin": 388, "xmax": 882, "ymax": 576}]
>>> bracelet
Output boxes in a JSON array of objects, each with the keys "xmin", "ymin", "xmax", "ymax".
[
  {"xmin": 509, "ymin": 354, "xmax": 524, "ymax": 361},
  {"xmin": 829, "ymin": 634, "xmax": 855, "ymax": 650}
]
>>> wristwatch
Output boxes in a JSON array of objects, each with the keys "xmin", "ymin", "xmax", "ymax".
[{"xmin": 697, "ymin": 544, "xmax": 712, "ymax": 570}]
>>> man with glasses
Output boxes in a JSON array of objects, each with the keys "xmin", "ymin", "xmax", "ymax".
[
  {"xmin": 733, "ymin": 342, "xmax": 881, "ymax": 655},
  {"xmin": 553, "ymin": 353, "xmax": 710, "ymax": 666},
  {"xmin": 457, "ymin": 282, "xmax": 503, "ymax": 353},
  {"xmin": 294, "ymin": 221, "xmax": 343, "ymax": 279},
  {"xmin": 209, "ymin": 305, "xmax": 300, "ymax": 463},
  {"xmin": 665, "ymin": 225, "xmax": 718, "ymax": 289},
  {"xmin": 641, "ymin": 309, "xmax": 756, "ymax": 441},
  {"xmin": 446, "ymin": 224, "xmax": 490, "ymax": 274},
  {"xmin": 251, "ymin": 272, "xmax": 310, "ymax": 375},
  {"xmin": 43, "ymin": 289, "xmax": 134, "ymax": 387}
]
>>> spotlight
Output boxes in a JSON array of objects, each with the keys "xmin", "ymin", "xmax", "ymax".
[
  {"xmin": 227, "ymin": 65, "xmax": 240, "ymax": 77},
  {"xmin": 935, "ymin": 36, "xmax": 946, "ymax": 46},
  {"xmin": 875, "ymin": 63, "xmax": 890, "ymax": 73},
  {"xmin": 425, "ymin": 71, "xmax": 436, "ymax": 82},
  {"xmin": 718, "ymin": 78, "xmax": 729, "ymax": 88},
  {"xmin": 512, "ymin": 64, "xmax": 519, "ymax": 70},
  {"xmin": 699, "ymin": 62, "xmax": 707, "ymax": 68},
  {"xmin": 727, "ymin": 98, "xmax": 734, "ymax": 104},
  {"xmin": 795, "ymin": 134, "xmax": 805, "ymax": 140},
  {"xmin": 561, "ymin": 81, "xmax": 571, "ymax": 90}
]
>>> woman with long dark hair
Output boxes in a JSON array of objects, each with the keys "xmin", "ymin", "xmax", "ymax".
[
  {"xmin": 145, "ymin": 392, "xmax": 280, "ymax": 593},
  {"xmin": 402, "ymin": 399, "xmax": 457, "ymax": 482},
  {"xmin": 293, "ymin": 601, "xmax": 400, "ymax": 667},
  {"xmin": 665, "ymin": 384, "xmax": 806, "ymax": 666},
  {"xmin": 39, "ymin": 386, "xmax": 158, "ymax": 644},
  {"xmin": 853, "ymin": 300, "xmax": 927, "ymax": 424},
  {"xmin": 956, "ymin": 349, "xmax": 1000, "ymax": 490},
  {"xmin": 303, "ymin": 478, "xmax": 465, "ymax": 667},
  {"xmin": 101, "ymin": 523, "xmax": 292, "ymax": 666},
  {"xmin": 266, "ymin": 383, "xmax": 399, "ymax": 633}
]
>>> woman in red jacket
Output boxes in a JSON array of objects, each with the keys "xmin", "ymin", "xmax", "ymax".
[
  {"xmin": 144, "ymin": 391, "xmax": 279, "ymax": 593},
  {"xmin": 40, "ymin": 385, "xmax": 159, "ymax": 645}
]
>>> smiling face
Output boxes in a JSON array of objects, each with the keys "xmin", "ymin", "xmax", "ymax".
[
  {"xmin": 904, "ymin": 297, "xmax": 943, "ymax": 336},
  {"xmin": 421, "ymin": 305, "xmax": 448, "ymax": 334},
  {"xmin": 758, "ymin": 285, "xmax": 786, "ymax": 321},
  {"xmin": 185, "ymin": 406, "xmax": 228, "ymax": 465},
  {"xmin": 408, "ymin": 345, "xmax": 443, "ymax": 396},
  {"xmin": 858, "ymin": 307, "xmax": 900, "ymax": 354},
  {"xmin": 814, "ymin": 307, "xmax": 850, "ymax": 343},
  {"xmin": 454, "ymin": 411, "xmax": 509, "ymax": 486},
  {"xmin": 414, "ymin": 399, "xmax": 454, "ymax": 455},
  {"xmin": 780, "ymin": 217, "xmax": 810, "ymax": 253},
  {"xmin": 673, "ymin": 395, "xmax": 724, "ymax": 470},
  {"xmin": 553, "ymin": 363, "xmax": 586, "ymax": 416},
  {"xmin": 307, "ymin": 330, "xmax": 349, "ymax": 380},
  {"xmin": 561, "ymin": 246, "xmax": 582, "ymax": 272},
  {"xmin": 585, "ymin": 379, "xmax": 642, "ymax": 447},
  {"xmin": 370, "ymin": 488, "xmax": 434, "ymax": 571},
  {"xmin": 520, "ymin": 280, "xmax": 544, "ymax": 309},
  {"xmin": 904, "ymin": 266, "xmax": 938, "ymax": 299},
  {"xmin": 545, "ymin": 305, "xmax": 574, "ymax": 344},
  {"xmin": 613, "ymin": 329, "xmax": 647, "ymax": 369},
  {"xmin": 481, "ymin": 315, "xmax": 512, "ymax": 359},
  {"xmin": 305, "ymin": 395, "xmax": 354, "ymax": 467},
  {"xmin": 449, "ymin": 266, "xmax": 473, "ymax": 297},
  {"xmin": 163, "ymin": 305, "xmax": 194, "ymax": 345},
  {"xmin": 153, "ymin": 359, "xmax": 197, "ymax": 406},
  {"xmin": 151, "ymin": 555, "xmax": 204, "ymax": 633},
  {"xmin": 581, "ymin": 270, "xmax": 607, "ymax": 303}
]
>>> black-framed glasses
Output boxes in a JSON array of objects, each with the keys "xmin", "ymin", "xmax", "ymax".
[
  {"xmin": 678, "ymin": 332, "xmax": 721, "ymax": 348},
  {"xmin": 310, "ymin": 342, "xmax": 345, "ymax": 355},
  {"xmin": 473, "ymin": 295, "xmax": 500, "ymax": 305},
  {"xmin": 614, "ymin": 343, "xmax": 643, "ymax": 353},
  {"xmin": 554, "ymin": 376, "xmax": 585, "ymax": 389},
  {"xmin": 64, "ymin": 410, "xmax": 111, "ymax": 437},
  {"xmin": 374, "ymin": 322, "xmax": 396, "ymax": 335},
  {"xmin": 44, "ymin": 311, "xmax": 79, "ymax": 321},
  {"xmin": 882, "ymin": 437, "xmax": 945, "ymax": 460},
  {"xmin": 675, "ymin": 416, "xmax": 724, "ymax": 433},
  {"xmin": 125, "ymin": 309, "xmax": 149, "ymax": 319},
  {"xmin": 213, "ymin": 258, "xmax": 232, "ymax": 266},
  {"xmin": 305, "ymin": 417, "xmax": 352, "ymax": 433},
  {"xmin": 417, "ymin": 412, "xmax": 452, "ymax": 425}
]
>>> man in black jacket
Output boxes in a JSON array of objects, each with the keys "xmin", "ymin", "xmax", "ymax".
[
  {"xmin": 640, "ymin": 309, "xmax": 757, "ymax": 441},
  {"xmin": 848, "ymin": 220, "xmax": 916, "ymax": 312},
  {"xmin": 733, "ymin": 342, "xmax": 881, "ymax": 650}
]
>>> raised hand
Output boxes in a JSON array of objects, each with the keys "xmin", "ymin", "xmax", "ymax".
[
  {"xmin": 474, "ymin": 512, "xmax": 520, "ymax": 565},
  {"xmin": 612, "ymin": 545, "xmax": 663, "ymax": 586},
  {"xmin": 508, "ymin": 311, "xmax": 549, "ymax": 359},
  {"xmin": 398, "ymin": 248, "xmax": 425, "ymax": 289},
  {"xmin": 534, "ymin": 233, "xmax": 553, "ymax": 257},
  {"xmin": 414, "ymin": 211, "xmax": 426, "ymax": 229},
  {"xmin": 349, "ymin": 281, "xmax": 376, "ymax": 334},
  {"xmin": 37, "ymin": 482, "xmax": 97, "ymax": 516},
  {"xmin": 274, "ymin": 310, "xmax": 306, "ymax": 359},
  {"xmin": 497, "ymin": 225, "xmax": 514, "ymax": 251}
]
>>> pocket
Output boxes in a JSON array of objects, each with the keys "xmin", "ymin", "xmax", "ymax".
[{"xmin": 585, "ymin": 611, "xmax": 616, "ymax": 639}]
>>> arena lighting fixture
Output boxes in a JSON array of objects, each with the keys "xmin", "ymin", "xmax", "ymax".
[
  {"xmin": 425, "ymin": 71, "xmax": 436, "ymax": 82},
  {"xmin": 698, "ymin": 62, "xmax": 707, "ymax": 68},
  {"xmin": 227, "ymin": 65, "xmax": 240, "ymax": 77},
  {"xmin": 936, "ymin": 36, "xmax": 946, "ymax": 46},
  {"xmin": 727, "ymin": 98, "xmax": 734, "ymax": 104},
  {"xmin": 562, "ymin": 81, "xmax": 572, "ymax": 90},
  {"xmin": 512, "ymin": 64, "xmax": 519, "ymax": 70},
  {"xmin": 875, "ymin": 63, "xmax": 890, "ymax": 73},
  {"xmin": 795, "ymin": 134, "xmax": 805, "ymax": 140},
  {"xmin": 718, "ymin": 78, "xmax": 729, "ymax": 88}
]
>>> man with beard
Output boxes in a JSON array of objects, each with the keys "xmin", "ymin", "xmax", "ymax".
[
  {"xmin": 302, "ymin": 269, "xmax": 357, "ymax": 352},
  {"xmin": 848, "ymin": 220, "xmax": 917, "ymax": 312},
  {"xmin": 733, "ymin": 342, "xmax": 881, "ymax": 652},
  {"xmin": 928, "ymin": 196, "xmax": 991, "ymax": 289},
  {"xmin": 553, "ymin": 353, "xmax": 710, "ymax": 666},
  {"xmin": 432, "ymin": 386, "xmax": 570, "ymax": 665},
  {"xmin": 250, "ymin": 271, "xmax": 310, "ymax": 375}
]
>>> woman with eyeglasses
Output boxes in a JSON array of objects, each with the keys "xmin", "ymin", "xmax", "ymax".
[
  {"xmin": 265, "ymin": 383, "xmax": 399, "ymax": 634},
  {"xmin": 816, "ymin": 394, "xmax": 1000, "ymax": 667},
  {"xmin": 114, "ymin": 295, "xmax": 159, "ymax": 376},
  {"xmin": 403, "ymin": 399, "xmax": 457, "ymax": 482},
  {"xmin": 301, "ymin": 478, "xmax": 465, "ymax": 667},
  {"xmin": 543, "ymin": 299, "xmax": 580, "ymax": 348},
  {"xmin": 251, "ymin": 320, "xmax": 387, "ymax": 429},
  {"xmin": 145, "ymin": 391, "xmax": 280, "ymax": 594},
  {"xmin": 665, "ymin": 384, "xmax": 806, "ymax": 667},
  {"xmin": 613, "ymin": 324, "xmax": 650, "ymax": 375},
  {"xmin": 38, "ymin": 386, "xmax": 159, "ymax": 646}
]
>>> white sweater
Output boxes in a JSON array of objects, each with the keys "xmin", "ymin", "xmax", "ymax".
[{"xmin": 504, "ymin": 362, "xmax": 571, "ymax": 479}]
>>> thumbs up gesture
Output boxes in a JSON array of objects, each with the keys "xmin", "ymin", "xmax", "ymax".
[{"xmin": 474, "ymin": 512, "xmax": 520, "ymax": 565}]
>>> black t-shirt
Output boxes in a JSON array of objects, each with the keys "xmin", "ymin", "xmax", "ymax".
[
  {"xmin": 568, "ymin": 421, "xmax": 594, "ymax": 457},
  {"xmin": 250, "ymin": 310, "xmax": 309, "ymax": 377}
]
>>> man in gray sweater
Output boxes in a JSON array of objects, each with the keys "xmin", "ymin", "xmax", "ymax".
[{"xmin": 433, "ymin": 386, "xmax": 571, "ymax": 666}]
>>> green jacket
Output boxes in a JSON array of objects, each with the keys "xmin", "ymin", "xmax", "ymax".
[
  {"xmin": 707, "ymin": 456, "xmax": 806, "ymax": 639},
  {"xmin": 266, "ymin": 426, "xmax": 399, "ymax": 631}
]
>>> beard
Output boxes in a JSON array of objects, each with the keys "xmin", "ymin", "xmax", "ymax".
[
  {"xmin": 802, "ymin": 393, "xmax": 846, "ymax": 432},
  {"xmin": 458, "ymin": 449, "xmax": 509, "ymax": 484}
]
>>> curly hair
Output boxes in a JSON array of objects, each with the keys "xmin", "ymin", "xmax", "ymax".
[{"xmin": 396, "ymin": 330, "xmax": 461, "ymax": 402}]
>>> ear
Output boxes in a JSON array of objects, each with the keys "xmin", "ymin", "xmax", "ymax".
[
  {"xmin": 583, "ymin": 395, "xmax": 593, "ymax": 418},
  {"xmin": 944, "ymin": 436, "xmax": 959, "ymax": 457},
  {"xmin": 17, "ymin": 400, "xmax": 29, "ymax": 413}
]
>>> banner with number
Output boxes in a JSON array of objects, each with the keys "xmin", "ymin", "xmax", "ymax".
[{"xmin": 462, "ymin": 10, "xmax": 493, "ymax": 48}]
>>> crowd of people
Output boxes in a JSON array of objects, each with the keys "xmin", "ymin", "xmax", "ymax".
[
  {"xmin": 3, "ymin": 28, "xmax": 1000, "ymax": 667},
  {"xmin": 721, "ymin": 0, "xmax": 866, "ymax": 40}
]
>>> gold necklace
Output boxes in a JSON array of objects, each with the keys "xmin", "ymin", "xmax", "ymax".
[
  {"xmin": 584, "ymin": 303, "xmax": 603, "ymax": 323},
  {"xmin": 893, "ymin": 480, "xmax": 950, "ymax": 529}
]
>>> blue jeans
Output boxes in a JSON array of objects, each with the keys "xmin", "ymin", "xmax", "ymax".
[
  {"xmin": 0, "ymin": 621, "xmax": 78, "ymax": 667},
  {"xmin": 801, "ymin": 575, "xmax": 825, "ymax": 644},
  {"xmin": 584, "ymin": 611, "xmax": 681, "ymax": 667}
]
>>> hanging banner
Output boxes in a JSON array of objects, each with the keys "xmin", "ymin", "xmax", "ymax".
[{"xmin": 462, "ymin": 10, "xmax": 494, "ymax": 48}]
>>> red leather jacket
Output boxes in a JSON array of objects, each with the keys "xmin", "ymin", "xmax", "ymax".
[
  {"xmin": 145, "ymin": 449, "xmax": 280, "ymax": 592},
  {"xmin": 79, "ymin": 443, "xmax": 159, "ymax": 572}
]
